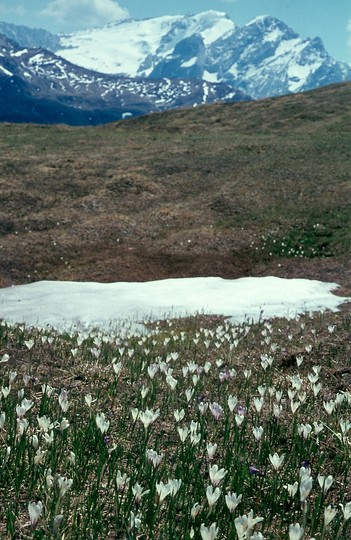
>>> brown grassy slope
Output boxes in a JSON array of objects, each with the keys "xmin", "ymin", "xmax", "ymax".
[{"xmin": 0, "ymin": 82, "xmax": 350, "ymax": 291}]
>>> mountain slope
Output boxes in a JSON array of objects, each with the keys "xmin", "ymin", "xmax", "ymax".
[
  {"xmin": 55, "ymin": 11, "xmax": 351, "ymax": 98},
  {"xmin": 0, "ymin": 82, "xmax": 350, "ymax": 289},
  {"xmin": 0, "ymin": 34, "xmax": 248, "ymax": 125}
]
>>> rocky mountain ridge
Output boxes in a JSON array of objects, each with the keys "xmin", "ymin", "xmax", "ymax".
[
  {"xmin": 0, "ymin": 33, "xmax": 248, "ymax": 125},
  {"xmin": 56, "ymin": 11, "xmax": 351, "ymax": 99}
]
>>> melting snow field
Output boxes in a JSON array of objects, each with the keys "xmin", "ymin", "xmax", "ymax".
[{"xmin": 0, "ymin": 276, "xmax": 349, "ymax": 334}]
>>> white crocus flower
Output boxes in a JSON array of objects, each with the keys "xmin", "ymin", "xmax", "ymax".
[
  {"xmin": 253, "ymin": 397, "xmax": 264, "ymax": 413},
  {"xmin": 31, "ymin": 434, "xmax": 39, "ymax": 450},
  {"xmin": 112, "ymin": 361, "xmax": 122, "ymax": 376},
  {"xmin": 340, "ymin": 501, "xmax": 351, "ymax": 521},
  {"xmin": 286, "ymin": 482, "xmax": 299, "ymax": 497},
  {"xmin": 168, "ymin": 478, "xmax": 181, "ymax": 496},
  {"xmin": 209, "ymin": 464, "xmax": 227, "ymax": 487},
  {"xmin": 288, "ymin": 523, "xmax": 304, "ymax": 540},
  {"xmin": 273, "ymin": 403, "xmax": 283, "ymax": 418},
  {"xmin": 116, "ymin": 470, "xmax": 129, "ymax": 492},
  {"xmin": 312, "ymin": 383, "xmax": 322, "ymax": 396},
  {"xmin": 185, "ymin": 388, "xmax": 195, "ymax": 402},
  {"xmin": 300, "ymin": 476, "xmax": 313, "ymax": 502},
  {"xmin": 57, "ymin": 476, "xmax": 73, "ymax": 497},
  {"xmin": 177, "ymin": 426, "xmax": 189, "ymax": 442},
  {"xmin": 129, "ymin": 511, "xmax": 142, "ymax": 530},
  {"xmin": 206, "ymin": 485, "xmax": 221, "ymax": 508},
  {"xmin": 206, "ymin": 442, "xmax": 218, "ymax": 460},
  {"xmin": 131, "ymin": 408, "xmax": 139, "ymax": 422},
  {"xmin": 235, "ymin": 413, "xmax": 245, "ymax": 427},
  {"xmin": 0, "ymin": 412, "xmax": 5, "ymax": 429},
  {"xmin": 234, "ymin": 510, "xmax": 263, "ymax": 539},
  {"xmin": 156, "ymin": 481, "xmax": 171, "ymax": 502},
  {"xmin": 146, "ymin": 448, "xmax": 163, "ymax": 467},
  {"xmin": 191, "ymin": 502, "xmax": 201, "ymax": 519},
  {"xmin": 37, "ymin": 415, "xmax": 52, "ymax": 433},
  {"xmin": 339, "ymin": 418, "xmax": 351, "ymax": 434},
  {"xmin": 200, "ymin": 522, "xmax": 219, "ymax": 540},
  {"xmin": 173, "ymin": 409, "xmax": 185, "ymax": 422},
  {"xmin": 58, "ymin": 389, "xmax": 69, "ymax": 412},
  {"xmin": 9, "ymin": 371, "xmax": 17, "ymax": 383},
  {"xmin": 0, "ymin": 353, "xmax": 9, "ymax": 363},
  {"xmin": 252, "ymin": 426, "xmax": 264, "ymax": 441},
  {"xmin": 140, "ymin": 385, "xmax": 149, "ymax": 399},
  {"xmin": 290, "ymin": 401, "xmax": 300, "ymax": 414},
  {"xmin": 147, "ymin": 364, "xmax": 159, "ymax": 379},
  {"xmin": 227, "ymin": 395, "xmax": 238, "ymax": 412},
  {"xmin": 199, "ymin": 402, "xmax": 209, "ymax": 415},
  {"xmin": 225, "ymin": 492, "xmax": 242, "ymax": 513},
  {"xmin": 95, "ymin": 412, "xmax": 110, "ymax": 434},
  {"xmin": 45, "ymin": 468, "xmax": 54, "ymax": 489},
  {"xmin": 298, "ymin": 423, "xmax": 312, "ymax": 439},
  {"xmin": 43, "ymin": 431, "xmax": 54, "ymax": 446},
  {"xmin": 68, "ymin": 451, "xmax": 76, "ymax": 465},
  {"xmin": 16, "ymin": 398, "xmax": 33, "ymax": 419},
  {"xmin": 323, "ymin": 400, "xmax": 335, "ymax": 415},
  {"xmin": 34, "ymin": 447, "xmax": 46, "ymax": 465},
  {"xmin": 138, "ymin": 408, "xmax": 160, "ymax": 429},
  {"xmin": 132, "ymin": 482, "xmax": 150, "ymax": 504},
  {"xmin": 84, "ymin": 394, "xmax": 96, "ymax": 408},
  {"xmin": 317, "ymin": 474, "xmax": 333, "ymax": 494},
  {"xmin": 17, "ymin": 418, "xmax": 29, "ymax": 436},
  {"xmin": 1, "ymin": 386, "xmax": 11, "ymax": 398},
  {"xmin": 58, "ymin": 418, "xmax": 70, "ymax": 431},
  {"xmin": 269, "ymin": 452, "xmax": 285, "ymax": 470},
  {"xmin": 28, "ymin": 501, "xmax": 43, "ymax": 526},
  {"xmin": 166, "ymin": 373, "xmax": 178, "ymax": 390},
  {"xmin": 42, "ymin": 383, "xmax": 55, "ymax": 397},
  {"xmin": 191, "ymin": 432, "xmax": 201, "ymax": 445},
  {"xmin": 324, "ymin": 505, "xmax": 337, "ymax": 527}
]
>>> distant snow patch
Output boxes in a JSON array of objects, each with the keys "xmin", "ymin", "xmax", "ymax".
[{"xmin": 0, "ymin": 65, "xmax": 13, "ymax": 77}]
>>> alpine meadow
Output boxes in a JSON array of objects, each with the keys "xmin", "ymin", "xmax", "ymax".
[{"xmin": 0, "ymin": 80, "xmax": 351, "ymax": 539}]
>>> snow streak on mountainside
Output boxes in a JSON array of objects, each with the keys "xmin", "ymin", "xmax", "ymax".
[{"xmin": 56, "ymin": 11, "xmax": 351, "ymax": 99}]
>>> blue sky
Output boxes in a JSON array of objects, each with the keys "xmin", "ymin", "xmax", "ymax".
[{"xmin": 0, "ymin": 0, "xmax": 350, "ymax": 65}]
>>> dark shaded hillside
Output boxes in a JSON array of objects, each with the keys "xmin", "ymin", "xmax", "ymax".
[{"xmin": 0, "ymin": 82, "xmax": 350, "ymax": 294}]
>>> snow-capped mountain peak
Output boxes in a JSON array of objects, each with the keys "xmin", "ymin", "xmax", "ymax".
[
  {"xmin": 53, "ymin": 10, "xmax": 350, "ymax": 98},
  {"xmin": 57, "ymin": 11, "xmax": 235, "ymax": 77}
]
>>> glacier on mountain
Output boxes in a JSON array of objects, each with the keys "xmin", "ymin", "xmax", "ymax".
[{"xmin": 56, "ymin": 11, "xmax": 351, "ymax": 99}]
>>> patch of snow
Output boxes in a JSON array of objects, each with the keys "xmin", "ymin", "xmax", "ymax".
[
  {"xmin": 28, "ymin": 53, "xmax": 46, "ymax": 65},
  {"xmin": 203, "ymin": 70, "xmax": 218, "ymax": 83},
  {"xmin": 246, "ymin": 15, "xmax": 270, "ymax": 26},
  {"xmin": 288, "ymin": 61, "xmax": 320, "ymax": 91},
  {"xmin": 181, "ymin": 57, "xmax": 197, "ymax": 68},
  {"xmin": 203, "ymin": 83, "xmax": 209, "ymax": 103},
  {"xmin": 263, "ymin": 28, "xmax": 283, "ymax": 43},
  {"xmin": 275, "ymin": 38, "xmax": 305, "ymax": 57},
  {"xmin": 11, "ymin": 49, "xmax": 28, "ymax": 57},
  {"xmin": 0, "ymin": 65, "xmax": 13, "ymax": 77},
  {"xmin": 190, "ymin": 11, "xmax": 235, "ymax": 45},
  {"xmin": 0, "ymin": 277, "xmax": 348, "ymax": 334},
  {"xmin": 227, "ymin": 64, "xmax": 239, "ymax": 77}
]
